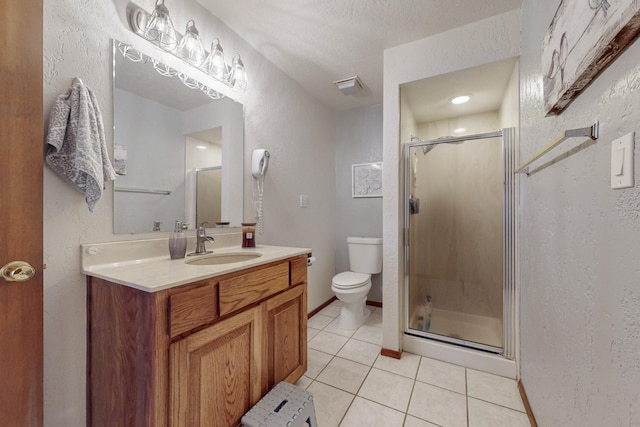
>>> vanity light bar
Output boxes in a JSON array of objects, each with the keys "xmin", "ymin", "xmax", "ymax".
[{"xmin": 128, "ymin": 1, "xmax": 248, "ymax": 93}]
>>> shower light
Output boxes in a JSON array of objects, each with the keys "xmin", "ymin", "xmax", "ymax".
[
  {"xmin": 451, "ymin": 95, "xmax": 471, "ymax": 105},
  {"xmin": 453, "ymin": 127, "xmax": 466, "ymax": 134}
]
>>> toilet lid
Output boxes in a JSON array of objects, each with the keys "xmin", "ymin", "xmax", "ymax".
[{"xmin": 332, "ymin": 272, "xmax": 370, "ymax": 289}]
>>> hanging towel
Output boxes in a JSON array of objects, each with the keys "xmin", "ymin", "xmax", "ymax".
[{"xmin": 45, "ymin": 81, "xmax": 117, "ymax": 212}]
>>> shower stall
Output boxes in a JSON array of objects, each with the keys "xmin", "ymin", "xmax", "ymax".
[{"xmin": 404, "ymin": 128, "xmax": 517, "ymax": 359}]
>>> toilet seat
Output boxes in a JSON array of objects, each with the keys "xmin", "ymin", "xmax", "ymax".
[{"xmin": 332, "ymin": 272, "xmax": 370, "ymax": 289}]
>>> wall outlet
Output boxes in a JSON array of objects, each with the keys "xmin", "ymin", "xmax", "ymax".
[
  {"xmin": 611, "ymin": 132, "xmax": 634, "ymax": 189},
  {"xmin": 299, "ymin": 195, "xmax": 309, "ymax": 208}
]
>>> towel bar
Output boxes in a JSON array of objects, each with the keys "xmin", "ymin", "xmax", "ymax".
[
  {"xmin": 114, "ymin": 187, "xmax": 172, "ymax": 195},
  {"xmin": 514, "ymin": 121, "xmax": 599, "ymax": 175}
]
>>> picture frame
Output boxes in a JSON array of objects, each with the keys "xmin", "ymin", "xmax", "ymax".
[
  {"xmin": 542, "ymin": 0, "xmax": 640, "ymax": 116},
  {"xmin": 352, "ymin": 162, "xmax": 383, "ymax": 198}
]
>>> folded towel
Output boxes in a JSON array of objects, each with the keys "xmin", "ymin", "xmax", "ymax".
[{"xmin": 45, "ymin": 81, "xmax": 117, "ymax": 212}]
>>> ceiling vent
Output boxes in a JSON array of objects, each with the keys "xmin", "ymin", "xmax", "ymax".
[{"xmin": 333, "ymin": 76, "xmax": 364, "ymax": 96}]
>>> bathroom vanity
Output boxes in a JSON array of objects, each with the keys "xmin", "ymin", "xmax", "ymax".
[{"xmin": 82, "ymin": 237, "xmax": 309, "ymax": 427}]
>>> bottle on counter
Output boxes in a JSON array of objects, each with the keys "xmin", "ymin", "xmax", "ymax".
[
  {"xmin": 169, "ymin": 220, "xmax": 187, "ymax": 259},
  {"xmin": 241, "ymin": 222, "xmax": 256, "ymax": 248}
]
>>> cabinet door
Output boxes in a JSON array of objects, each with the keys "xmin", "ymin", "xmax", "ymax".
[
  {"xmin": 265, "ymin": 285, "xmax": 307, "ymax": 388},
  {"xmin": 170, "ymin": 306, "xmax": 263, "ymax": 427}
]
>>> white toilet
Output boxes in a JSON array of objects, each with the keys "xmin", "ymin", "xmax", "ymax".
[{"xmin": 331, "ymin": 237, "xmax": 383, "ymax": 330}]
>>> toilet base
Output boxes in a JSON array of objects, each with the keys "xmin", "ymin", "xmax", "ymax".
[{"xmin": 339, "ymin": 300, "xmax": 371, "ymax": 330}]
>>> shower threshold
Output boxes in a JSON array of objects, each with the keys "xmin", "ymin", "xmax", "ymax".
[{"xmin": 407, "ymin": 308, "xmax": 503, "ymax": 353}]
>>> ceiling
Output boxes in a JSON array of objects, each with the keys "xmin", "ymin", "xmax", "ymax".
[
  {"xmin": 402, "ymin": 57, "xmax": 519, "ymax": 123},
  {"xmin": 196, "ymin": 0, "xmax": 522, "ymax": 111}
]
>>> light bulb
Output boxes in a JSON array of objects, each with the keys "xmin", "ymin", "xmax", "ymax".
[
  {"xmin": 143, "ymin": 0, "xmax": 178, "ymax": 51},
  {"xmin": 175, "ymin": 20, "xmax": 206, "ymax": 66},
  {"xmin": 203, "ymin": 39, "xmax": 227, "ymax": 81},
  {"xmin": 227, "ymin": 54, "xmax": 248, "ymax": 92}
]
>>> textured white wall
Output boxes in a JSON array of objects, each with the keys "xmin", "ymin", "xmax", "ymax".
[
  {"xmin": 417, "ymin": 111, "xmax": 500, "ymax": 139},
  {"xmin": 519, "ymin": 1, "xmax": 640, "ymax": 425},
  {"xmin": 383, "ymin": 10, "xmax": 521, "ymax": 351},
  {"xmin": 43, "ymin": 0, "xmax": 335, "ymax": 424},
  {"xmin": 335, "ymin": 104, "xmax": 384, "ymax": 302}
]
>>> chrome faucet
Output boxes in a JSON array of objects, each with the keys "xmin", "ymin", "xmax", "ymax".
[{"xmin": 188, "ymin": 222, "xmax": 215, "ymax": 256}]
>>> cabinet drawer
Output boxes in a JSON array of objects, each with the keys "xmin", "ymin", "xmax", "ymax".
[
  {"xmin": 219, "ymin": 262, "xmax": 289, "ymax": 316},
  {"xmin": 169, "ymin": 282, "xmax": 218, "ymax": 337}
]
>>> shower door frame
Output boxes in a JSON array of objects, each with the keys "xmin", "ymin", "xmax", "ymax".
[{"xmin": 403, "ymin": 128, "xmax": 517, "ymax": 358}]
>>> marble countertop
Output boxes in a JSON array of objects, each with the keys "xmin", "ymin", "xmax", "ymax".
[{"xmin": 81, "ymin": 235, "xmax": 310, "ymax": 293}]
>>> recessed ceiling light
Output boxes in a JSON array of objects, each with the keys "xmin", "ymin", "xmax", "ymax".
[
  {"xmin": 453, "ymin": 127, "xmax": 466, "ymax": 134},
  {"xmin": 451, "ymin": 95, "xmax": 471, "ymax": 105},
  {"xmin": 196, "ymin": 145, "xmax": 207, "ymax": 150}
]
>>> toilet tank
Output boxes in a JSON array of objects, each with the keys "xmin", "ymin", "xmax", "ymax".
[{"xmin": 347, "ymin": 237, "xmax": 382, "ymax": 274}]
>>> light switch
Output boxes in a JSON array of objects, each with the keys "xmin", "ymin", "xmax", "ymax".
[
  {"xmin": 299, "ymin": 195, "xmax": 309, "ymax": 208},
  {"xmin": 611, "ymin": 132, "xmax": 634, "ymax": 189}
]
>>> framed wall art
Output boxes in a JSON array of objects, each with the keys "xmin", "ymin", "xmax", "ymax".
[
  {"xmin": 352, "ymin": 162, "xmax": 383, "ymax": 198},
  {"xmin": 543, "ymin": 0, "xmax": 640, "ymax": 115}
]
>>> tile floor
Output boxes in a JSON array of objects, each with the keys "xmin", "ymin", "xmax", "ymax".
[{"xmin": 296, "ymin": 300, "xmax": 531, "ymax": 427}]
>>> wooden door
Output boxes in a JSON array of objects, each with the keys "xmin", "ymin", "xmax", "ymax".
[
  {"xmin": 0, "ymin": 0, "xmax": 44, "ymax": 426},
  {"xmin": 265, "ymin": 285, "xmax": 307, "ymax": 388},
  {"xmin": 170, "ymin": 306, "xmax": 264, "ymax": 427}
]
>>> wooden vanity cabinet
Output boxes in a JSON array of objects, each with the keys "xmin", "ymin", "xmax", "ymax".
[{"xmin": 87, "ymin": 255, "xmax": 308, "ymax": 427}]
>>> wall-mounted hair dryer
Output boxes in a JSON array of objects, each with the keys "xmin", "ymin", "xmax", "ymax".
[
  {"xmin": 252, "ymin": 149, "xmax": 270, "ymax": 235},
  {"xmin": 252, "ymin": 149, "xmax": 270, "ymax": 180}
]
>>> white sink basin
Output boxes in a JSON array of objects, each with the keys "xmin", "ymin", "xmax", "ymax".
[{"xmin": 185, "ymin": 252, "xmax": 263, "ymax": 266}]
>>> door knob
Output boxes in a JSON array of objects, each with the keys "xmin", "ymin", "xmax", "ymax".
[{"xmin": 1, "ymin": 261, "xmax": 36, "ymax": 282}]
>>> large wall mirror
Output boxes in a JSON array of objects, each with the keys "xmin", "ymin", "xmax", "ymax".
[{"xmin": 112, "ymin": 40, "xmax": 244, "ymax": 234}]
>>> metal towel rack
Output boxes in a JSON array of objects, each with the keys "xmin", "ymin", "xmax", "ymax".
[
  {"xmin": 514, "ymin": 121, "xmax": 599, "ymax": 175},
  {"xmin": 114, "ymin": 187, "xmax": 172, "ymax": 195}
]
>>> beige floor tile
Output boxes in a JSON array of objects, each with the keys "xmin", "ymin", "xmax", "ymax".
[
  {"xmin": 339, "ymin": 396, "xmax": 405, "ymax": 427},
  {"xmin": 357, "ymin": 368, "xmax": 414, "ymax": 412},
  {"xmin": 308, "ymin": 313, "xmax": 334, "ymax": 330},
  {"xmin": 466, "ymin": 369, "xmax": 525, "ymax": 412},
  {"xmin": 364, "ymin": 310, "xmax": 383, "ymax": 327},
  {"xmin": 316, "ymin": 356, "xmax": 370, "ymax": 394},
  {"xmin": 325, "ymin": 317, "xmax": 358, "ymax": 337},
  {"xmin": 468, "ymin": 397, "xmax": 531, "ymax": 427},
  {"xmin": 403, "ymin": 415, "xmax": 440, "ymax": 427},
  {"xmin": 308, "ymin": 381, "xmax": 354, "ymax": 427},
  {"xmin": 319, "ymin": 304, "xmax": 342, "ymax": 318},
  {"xmin": 408, "ymin": 381, "xmax": 467, "ymax": 427},
  {"xmin": 307, "ymin": 327, "xmax": 321, "ymax": 341},
  {"xmin": 336, "ymin": 338, "xmax": 381, "ymax": 366},
  {"xmin": 295, "ymin": 375, "xmax": 313, "ymax": 389},
  {"xmin": 416, "ymin": 357, "xmax": 466, "ymax": 394},
  {"xmin": 306, "ymin": 348, "xmax": 333, "ymax": 379},
  {"xmin": 308, "ymin": 331, "xmax": 350, "ymax": 355},
  {"xmin": 373, "ymin": 352, "xmax": 421, "ymax": 379},
  {"xmin": 352, "ymin": 324, "xmax": 383, "ymax": 345}
]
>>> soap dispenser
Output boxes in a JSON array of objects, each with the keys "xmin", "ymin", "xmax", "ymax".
[{"xmin": 169, "ymin": 221, "xmax": 187, "ymax": 259}]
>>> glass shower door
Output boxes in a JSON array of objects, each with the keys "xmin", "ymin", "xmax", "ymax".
[{"xmin": 405, "ymin": 132, "xmax": 506, "ymax": 352}]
